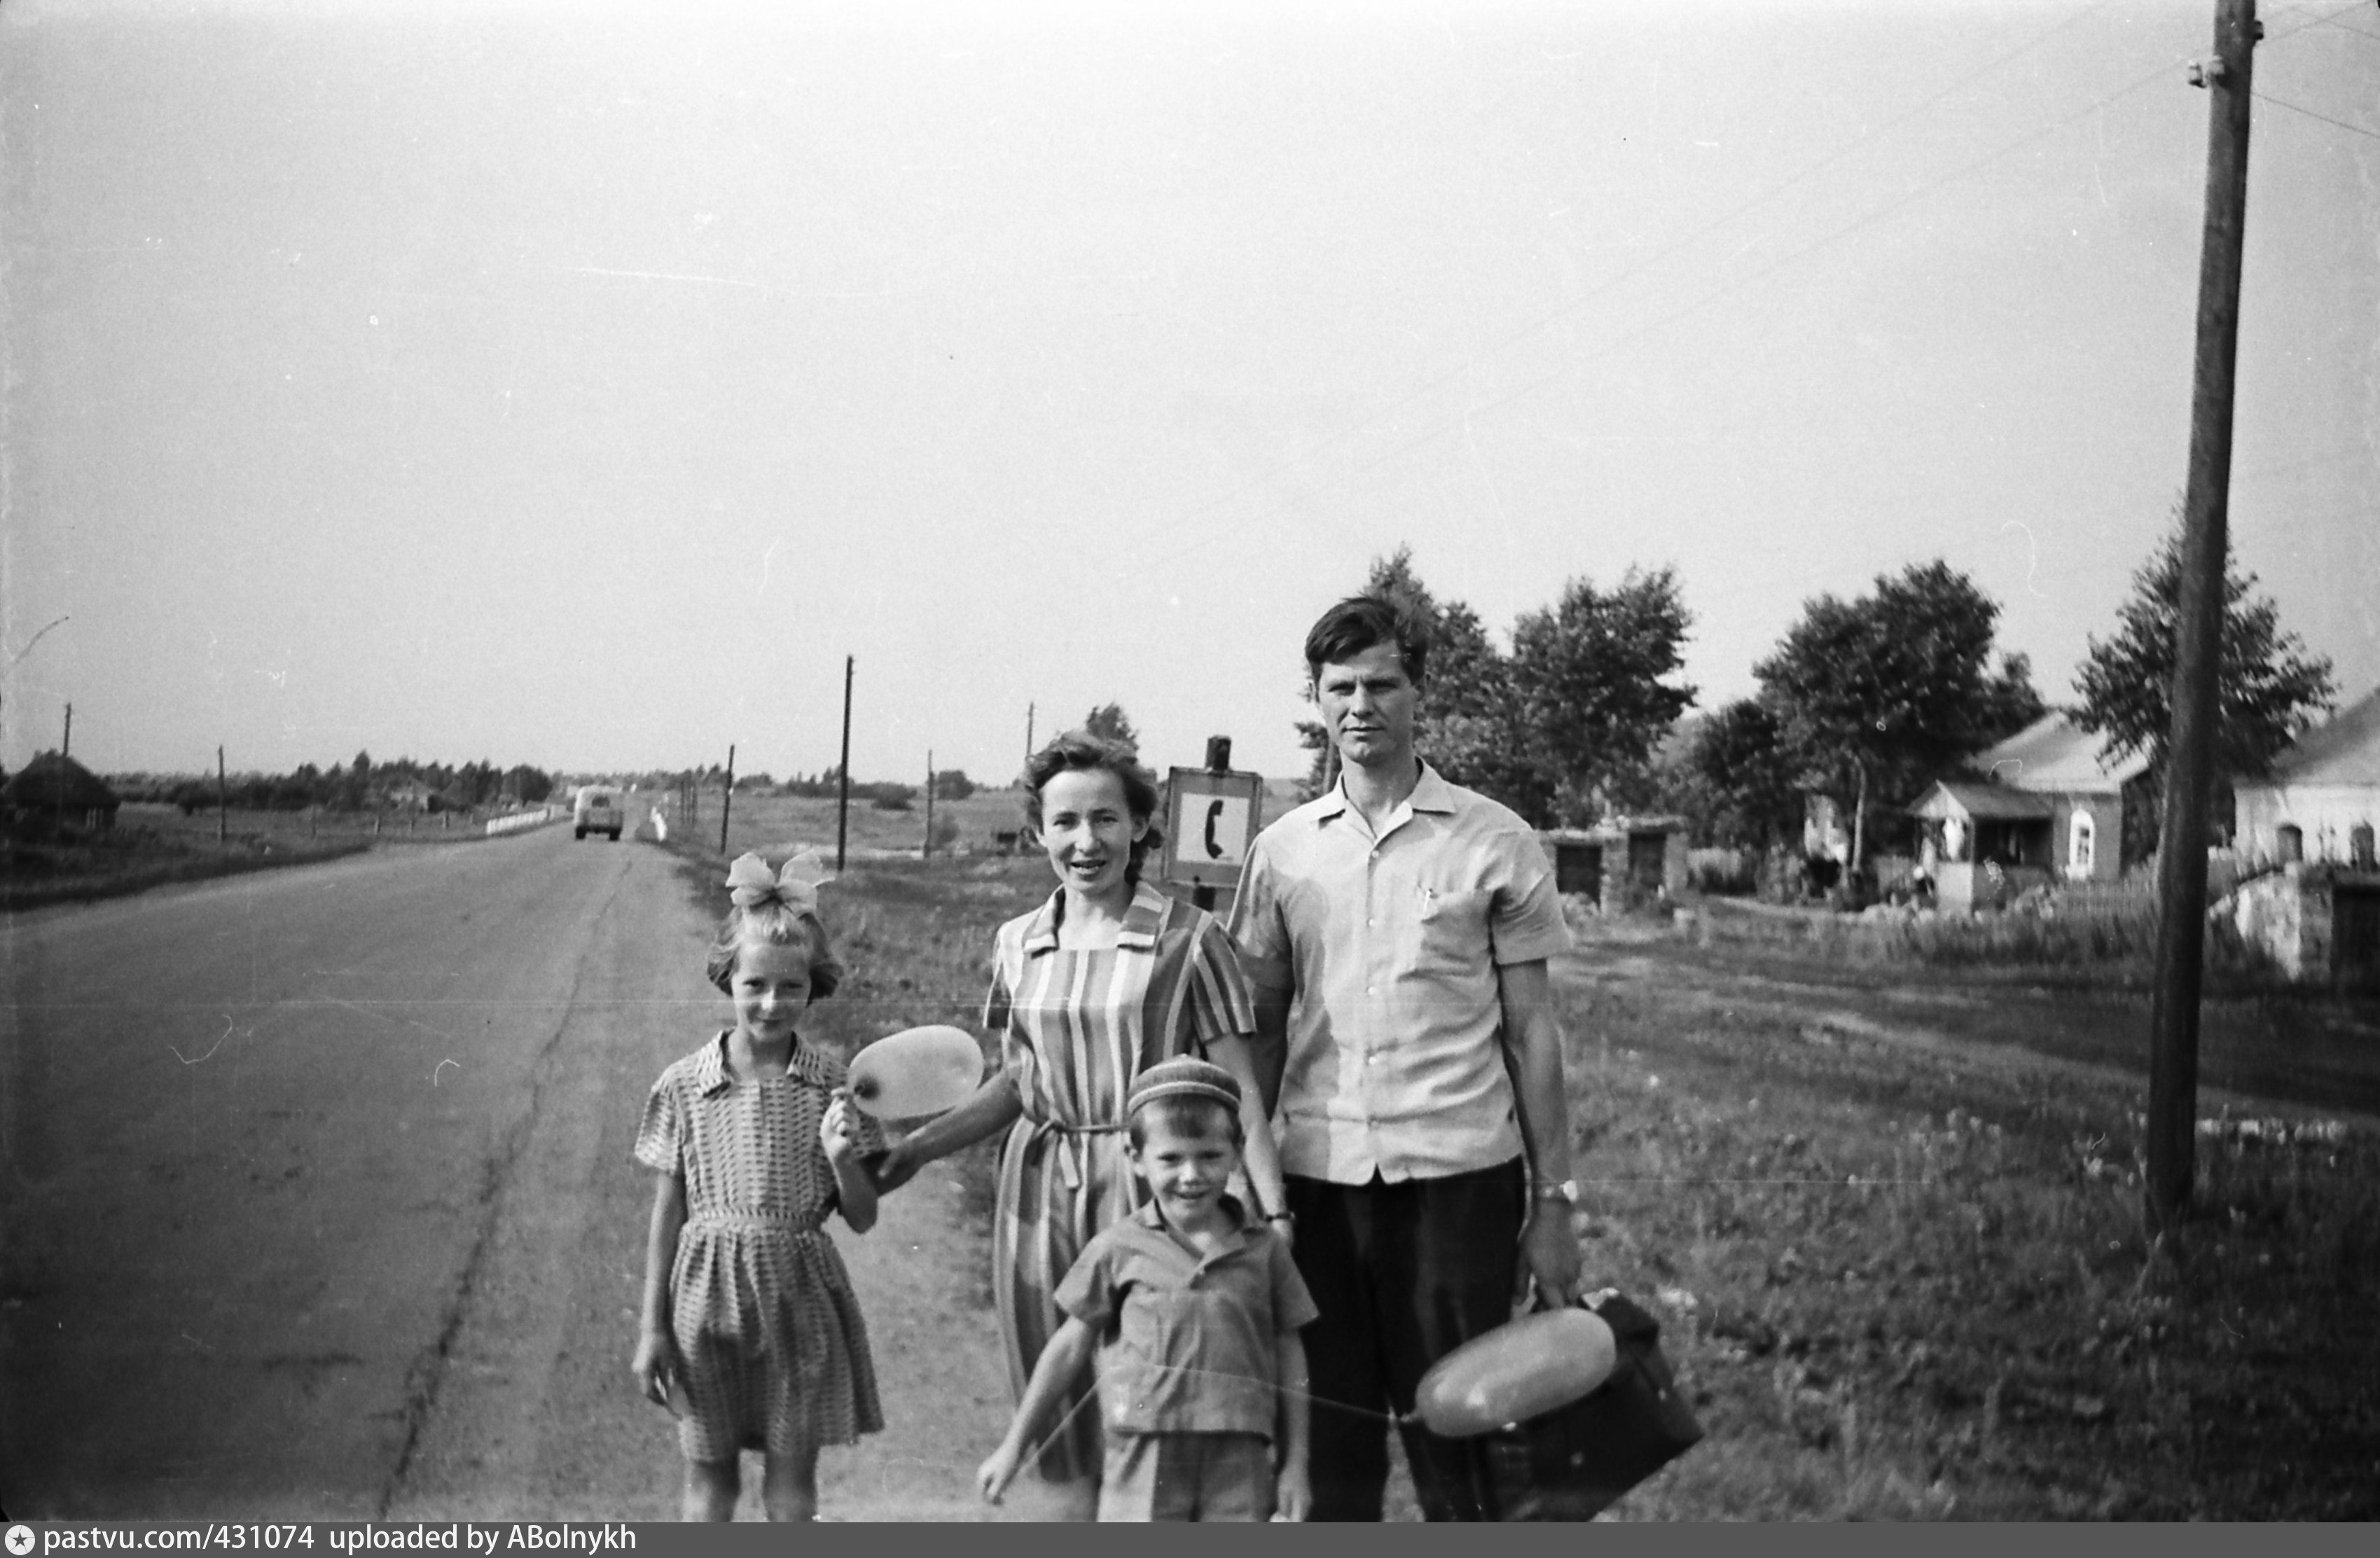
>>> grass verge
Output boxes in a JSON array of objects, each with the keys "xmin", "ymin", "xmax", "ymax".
[
  {"xmin": 1, "ymin": 828, "xmax": 373, "ymax": 913},
  {"xmin": 1563, "ymin": 945, "xmax": 2380, "ymax": 1519}
]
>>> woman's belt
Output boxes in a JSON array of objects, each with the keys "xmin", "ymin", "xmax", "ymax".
[{"xmin": 1022, "ymin": 1115, "xmax": 1126, "ymax": 1190}]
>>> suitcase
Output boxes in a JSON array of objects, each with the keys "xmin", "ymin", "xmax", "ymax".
[{"xmin": 1473, "ymin": 1289, "xmax": 1705, "ymax": 1521}]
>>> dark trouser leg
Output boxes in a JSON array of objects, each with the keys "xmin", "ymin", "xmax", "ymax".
[
  {"xmin": 1285, "ymin": 1174, "xmax": 1391, "ymax": 1522},
  {"xmin": 1389, "ymin": 1159, "xmax": 1525, "ymax": 1521},
  {"xmin": 1288, "ymin": 1160, "xmax": 1525, "ymax": 1522}
]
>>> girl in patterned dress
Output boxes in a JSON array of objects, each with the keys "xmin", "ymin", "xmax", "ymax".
[
  {"xmin": 869, "ymin": 732, "xmax": 1289, "ymax": 1519},
  {"xmin": 631, "ymin": 851, "xmax": 885, "ymax": 1522}
]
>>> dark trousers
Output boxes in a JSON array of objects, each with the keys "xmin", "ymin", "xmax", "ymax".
[{"xmin": 1285, "ymin": 1158, "xmax": 1524, "ymax": 1522}]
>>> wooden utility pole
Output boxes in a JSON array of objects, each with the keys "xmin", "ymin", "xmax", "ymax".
[
  {"xmin": 719, "ymin": 744, "xmax": 736, "ymax": 856},
  {"xmin": 216, "ymin": 746, "xmax": 228, "ymax": 845},
  {"xmin": 836, "ymin": 655, "xmax": 855, "ymax": 873},
  {"xmin": 1025, "ymin": 702, "xmax": 1035, "ymax": 767},
  {"xmin": 2147, "ymin": 0, "xmax": 2258, "ymax": 1234},
  {"xmin": 62, "ymin": 703, "xmax": 71, "ymax": 758},
  {"xmin": 924, "ymin": 748, "xmax": 936, "ymax": 860}
]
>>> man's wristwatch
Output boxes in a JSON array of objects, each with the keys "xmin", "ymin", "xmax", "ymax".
[{"xmin": 1531, "ymin": 1178, "xmax": 1580, "ymax": 1204}]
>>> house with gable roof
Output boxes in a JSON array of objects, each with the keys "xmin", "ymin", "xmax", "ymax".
[{"xmin": 1903, "ymin": 714, "xmax": 2149, "ymax": 912}]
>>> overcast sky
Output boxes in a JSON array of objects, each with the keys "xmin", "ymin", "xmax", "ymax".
[{"xmin": 5, "ymin": 0, "xmax": 2374, "ymax": 785}]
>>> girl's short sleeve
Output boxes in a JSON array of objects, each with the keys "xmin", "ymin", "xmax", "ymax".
[{"xmin": 632, "ymin": 1074, "xmax": 684, "ymax": 1176}]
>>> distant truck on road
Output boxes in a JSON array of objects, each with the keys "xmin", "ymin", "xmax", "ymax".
[{"xmin": 572, "ymin": 785, "xmax": 624, "ymax": 841}]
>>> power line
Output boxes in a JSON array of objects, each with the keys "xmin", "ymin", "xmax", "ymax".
[{"xmin": 2252, "ymin": 89, "xmax": 2380, "ymax": 139}]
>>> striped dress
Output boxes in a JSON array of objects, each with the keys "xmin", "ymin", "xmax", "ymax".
[
  {"xmin": 634, "ymin": 1032, "xmax": 886, "ymax": 1463},
  {"xmin": 984, "ymin": 880, "xmax": 1257, "ymax": 1484}
]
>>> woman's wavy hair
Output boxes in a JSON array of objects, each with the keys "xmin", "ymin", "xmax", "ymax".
[
  {"xmin": 704, "ymin": 899, "xmax": 845, "ymax": 1000},
  {"xmin": 1023, "ymin": 730, "xmax": 1165, "ymax": 884}
]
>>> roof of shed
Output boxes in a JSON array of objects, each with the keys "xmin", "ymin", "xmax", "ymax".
[
  {"xmin": 1907, "ymin": 780, "xmax": 2055, "ymax": 821},
  {"xmin": 1, "ymin": 751, "xmax": 121, "ymax": 810}
]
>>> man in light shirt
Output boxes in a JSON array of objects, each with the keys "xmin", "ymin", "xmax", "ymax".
[{"xmin": 1229, "ymin": 593, "xmax": 1586, "ymax": 1522}]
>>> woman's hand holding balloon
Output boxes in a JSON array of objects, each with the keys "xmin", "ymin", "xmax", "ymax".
[{"xmin": 866, "ymin": 1141, "xmax": 920, "ymax": 1194}]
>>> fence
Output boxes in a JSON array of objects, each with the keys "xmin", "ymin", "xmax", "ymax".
[{"xmin": 485, "ymin": 806, "xmax": 560, "ymax": 837}]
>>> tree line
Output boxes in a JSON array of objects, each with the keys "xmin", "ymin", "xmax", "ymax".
[
  {"xmin": 1313, "ymin": 513, "xmax": 2334, "ymax": 877},
  {"xmin": 111, "ymin": 752, "xmax": 559, "ymax": 814}
]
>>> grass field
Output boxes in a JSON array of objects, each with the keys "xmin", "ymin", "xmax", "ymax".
[
  {"xmin": 0, "ymin": 800, "xmax": 550, "ymax": 912},
  {"xmin": 651, "ymin": 835, "xmax": 2380, "ymax": 1520}
]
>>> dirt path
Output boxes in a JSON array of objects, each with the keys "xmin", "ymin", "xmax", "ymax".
[
  {"xmin": 1558, "ymin": 940, "xmax": 2380, "ymax": 1134},
  {"xmin": 378, "ymin": 844, "xmax": 1070, "ymax": 1522}
]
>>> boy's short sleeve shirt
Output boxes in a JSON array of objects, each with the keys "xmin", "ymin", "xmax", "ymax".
[
  {"xmin": 1056, "ymin": 1202, "xmax": 1318, "ymax": 1440},
  {"xmin": 1228, "ymin": 763, "xmax": 1572, "ymax": 1183}
]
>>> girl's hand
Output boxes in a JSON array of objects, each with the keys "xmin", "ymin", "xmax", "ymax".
[
  {"xmin": 819, "ymin": 1090, "xmax": 858, "ymax": 1164},
  {"xmin": 630, "ymin": 1329, "xmax": 681, "ymax": 1411},
  {"xmin": 976, "ymin": 1441, "xmax": 1023, "ymax": 1505}
]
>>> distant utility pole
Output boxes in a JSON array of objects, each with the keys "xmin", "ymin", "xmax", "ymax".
[
  {"xmin": 924, "ymin": 748, "xmax": 936, "ymax": 861},
  {"xmin": 719, "ymin": 744, "xmax": 736, "ymax": 856},
  {"xmin": 2147, "ymin": 0, "xmax": 2258, "ymax": 1235},
  {"xmin": 1025, "ymin": 702, "xmax": 1035, "ymax": 769},
  {"xmin": 62, "ymin": 703, "xmax": 71, "ymax": 758},
  {"xmin": 836, "ymin": 655, "xmax": 855, "ymax": 873},
  {"xmin": 216, "ymin": 746, "xmax": 228, "ymax": 846}
]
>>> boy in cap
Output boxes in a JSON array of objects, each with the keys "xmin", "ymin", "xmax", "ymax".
[{"xmin": 977, "ymin": 1056, "xmax": 1318, "ymax": 1521}]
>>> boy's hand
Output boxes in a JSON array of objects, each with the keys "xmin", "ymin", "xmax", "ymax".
[
  {"xmin": 1273, "ymin": 1459, "xmax": 1312, "ymax": 1522},
  {"xmin": 976, "ymin": 1441, "xmax": 1024, "ymax": 1505},
  {"xmin": 819, "ymin": 1091, "xmax": 858, "ymax": 1164},
  {"xmin": 630, "ymin": 1330, "xmax": 680, "ymax": 1411}
]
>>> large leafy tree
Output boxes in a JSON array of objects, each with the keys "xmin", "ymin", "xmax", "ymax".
[
  {"xmin": 2073, "ymin": 517, "xmax": 2335, "ymax": 784},
  {"xmin": 1511, "ymin": 567, "xmax": 1697, "ymax": 825},
  {"xmin": 1756, "ymin": 560, "xmax": 2042, "ymax": 870},
  {"xmin": 1674, "ymin": 697, "xmax": 1804, "ymax": 851}
]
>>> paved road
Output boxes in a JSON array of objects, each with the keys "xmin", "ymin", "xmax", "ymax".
[
  {"xmin": 1, "ymin": 829, "xmax": 1070, "ymax": 1522},
  {"xmin": 1, "ymin": 828, "xmax": 677, "ymax": 1517}
]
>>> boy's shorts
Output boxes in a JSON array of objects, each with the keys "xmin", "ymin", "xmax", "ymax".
[{"xmin": 1097, "ymin": 1431, "xmax": 1275, "ymax": 1522}]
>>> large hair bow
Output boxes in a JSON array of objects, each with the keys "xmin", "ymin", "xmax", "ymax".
[{"xmin": 725, "ymin": 849, "xmax": 831, "ymax": 912}]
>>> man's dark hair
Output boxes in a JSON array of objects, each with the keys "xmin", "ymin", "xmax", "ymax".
[{"xmin": 1303, "ymin": 594, "xmax": 1430, "ymax": 689}]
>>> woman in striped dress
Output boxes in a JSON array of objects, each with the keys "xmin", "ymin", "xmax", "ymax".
[{"xmin": 870, "ymin": 731, "xmax": 1289, "ymax": 1519}]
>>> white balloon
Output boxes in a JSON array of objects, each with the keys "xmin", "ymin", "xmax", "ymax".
[
  {"xmin": 847, "ymin": 1025, "xmax": 985, "ymax": 1119},
  {"xmin": 1414, "ymin": 1307, "xmax": 1619, "ymax": 1437}
]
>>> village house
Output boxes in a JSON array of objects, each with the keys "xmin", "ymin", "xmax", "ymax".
[
  {"xmin": 1903, "ymin": 714, "xmax": 2148, "ymax": 912},
  {"xmin": 2225, "ymin": 687, "xmax": 2380, "ymax": 983},
  {"xmin": 1, "ymin": 751, "xmax": 123, "ymax": 834},
  {"xmin": 2232, "ymin": 686, "xmax": 2380, "ymax": 870}
]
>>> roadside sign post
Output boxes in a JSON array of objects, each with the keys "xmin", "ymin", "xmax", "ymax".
[{"xmin": 1161, "ymin": 737, "xmax": 1264, "ymax": 912}]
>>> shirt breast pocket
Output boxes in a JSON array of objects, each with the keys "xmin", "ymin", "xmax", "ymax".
[{"xmin": 1413, "ymin": 886, "xmax": 1492, "ymax": 974}]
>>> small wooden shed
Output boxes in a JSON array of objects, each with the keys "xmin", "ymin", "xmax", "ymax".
[
  {"xmin": 1, "ymin": 752, "xmax": 123, "ymax": 833},
  {"xmin": 1904, "ymin": 780, "xmax": 2055, "ymax": 912},
  {"xmin": 1540, "ymin": 816, "xmax": 1689, "ymax": 913}
]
